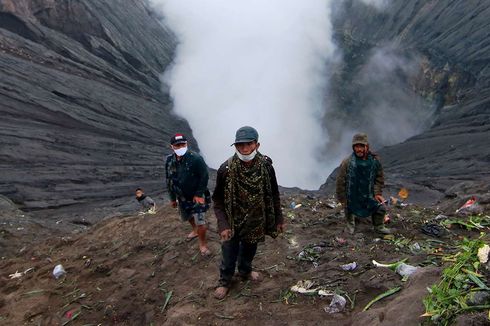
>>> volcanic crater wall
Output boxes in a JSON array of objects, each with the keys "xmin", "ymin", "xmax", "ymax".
[{"xmin": 0, "ymin": 0, "xmax": 193, "ymax": 210}]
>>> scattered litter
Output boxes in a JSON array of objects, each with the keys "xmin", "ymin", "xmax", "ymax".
[
  {"xmin": 409, "ymin": 242, "xmax": 421, "ymax": 254},
  {"xmin": 9, "ymin": 271, "xmax": 22, "ymax": 279},
  {"xmin": 434, "ymin": 214, "xmax": 448, "ymax": 221},
  {"xmin": 297, "ymin": 242, "xmax": 327, "ymax": 263},
  {"xmin": 290, "ymin": 280, "xmax": 318, "ymax": 294},
  {"xmin": 477, "ymin": 244, "xmax": 490, "ymax": 264},
  {"xmin": 294, "ymin": 204, "xmax": 302, "ymax": 209},
  {"xmin": 56, "ymin": 220, "xmax": 62, "ymax": 224},
  {"xmin": 456, "ymin": 196, "xmax": 483, "ymax": 215},
  {"xmin": 395, "ymin": 263, "xmax": 419, "ymax": 278},
  {"xmin": 421, "ymin": 223, "xmax": 444, "ymax": 237},
  {"xmin": 340, "ymin": 262, "xmax": 357, "ymax": 271},
  {"xmin": 326, "ymin": 202, "xmax": 337, "ymax": 209},
  {"xmin": 318, "ymin": 289, "xmax": 335, "ymax": 297},
  {"xmin": 53, "ymin": 264, "xmax": 66, "ymax": 279},
  {"xmin": 335, "ymin": 237, "xmax": 347, "ymax": 245},
  {"xmin": 23, "ymin": 267, "xmax": 35, "ymax": 274},
  {"xmin": 16, "ymin": 227, "xmax": 24, "ymax": 231},
  {"xmin": 373, "ymin": 259, "xmax": 418, "ymax": 279},
  {"xmin": 398, "ymin": 188, "xmax": 409, "ymax": 199},
  {"xmin": 363, "ymin": 287, "xmax": 401, "ymax": 311},
  {"xmin": 324, "ymin": 294, "xmax": 347, "ymax": 314},
  {"xmin": 290, "ymin": 202, "xmax": 296, "ymax": 209}
]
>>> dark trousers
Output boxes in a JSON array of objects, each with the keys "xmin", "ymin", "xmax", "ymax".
[
  {"xmin": 346, "ymin": 204, "xmax": 386, "ymax": 226},
  {"xmin": 218, "ymin": 236, "xmax": 258, "ymax": 287}
]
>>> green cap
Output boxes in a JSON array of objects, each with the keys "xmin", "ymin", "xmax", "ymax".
[
  {"xmin": 233, "ymin": 126, "xmax": 259, "ymax": 145},
  {"xmin": 352, "ymin": 133, "xmax": 368, "ymax": 146}
]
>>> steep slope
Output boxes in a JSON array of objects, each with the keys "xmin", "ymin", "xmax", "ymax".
[
  {"xmin": 0, "ymin": 0, "xmax": 190, "ymax": 211},
  {"xmin": 323, "ymin": 0, "xmax": 490, "ymax": 202}
]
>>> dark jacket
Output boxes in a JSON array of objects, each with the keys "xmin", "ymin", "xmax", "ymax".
[
  {"xmin": 137, "ymin": 195, "xmax": 155, "ymax": 210},
  {"xmin": 165, "ymin": 150, "xmax": 209, "ymax": 202},
  {"xmin": 212, "ymin": 155, "xmax": 283, "ymax": 234},
  {"xmin": 336, "ymin": 152, "xmax": 384, "ymax": 206}
]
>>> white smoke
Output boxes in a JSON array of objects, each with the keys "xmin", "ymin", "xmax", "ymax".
[{"xmin": 150, "ymin": 0, "xmax": 337, "ymax": 189}]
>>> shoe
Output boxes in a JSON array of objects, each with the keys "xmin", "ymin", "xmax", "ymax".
[
  {"xmin": 214, "ymin": 286, "xmax": 229, "ymax": 300},
  {"xmin": 346, "ymin": 223, "xmax": 355, "ymax": 235},
  {"xmin": 375, "ymin": 225, "xmax": 392, "ymax": 234}
]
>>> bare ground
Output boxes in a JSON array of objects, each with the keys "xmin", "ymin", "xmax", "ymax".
[{"xmin": 0, "ymin": 195, "xmax": 487, "ymax": 325}]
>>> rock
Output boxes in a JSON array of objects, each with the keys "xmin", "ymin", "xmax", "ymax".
[
  {"xmin": 0, "ymin": 195, "xmax": 17, "ymax": 212},
  {"xmin": 0, "ymin": 0, "xmax": 194, "ymax": 213},
  {"xmin": 321, "ymin": 0, "xmax": 490, "ymax": 206},
  {"xmin": 466, "ymin": 291, "xmax": 490, "ymax": 306}
]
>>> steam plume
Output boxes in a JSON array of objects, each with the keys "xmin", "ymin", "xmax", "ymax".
[{"xmin": 150, "ymin": 0, "xmax": 337, "ymax": 189}]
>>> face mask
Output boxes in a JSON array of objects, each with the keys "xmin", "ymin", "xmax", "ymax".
[
  {"xmin": 236, "ymin": 149, "xmax": 257, "ymax": 162},
  {"xmin": 174, "ymin": 146, "xmax": 188, "ymax": 157}
]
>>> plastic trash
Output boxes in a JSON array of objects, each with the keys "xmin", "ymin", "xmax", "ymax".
[
  {"xmin": 409, "ymin": 242, "xmax": 421, "ymax": 253},
  {"xmin": 395, "ymin": 263, "xmax": 418, "ymax": 278},
  {"xmin": 456, "ymin": 196, "xmax": 483, "ymax": 215},
  {"xmin": 324, "ymin": 294, "xmax": 347, "ymax": 314},
  {"xmin": 421, "ymin": 223, "xmax": 444, "ymax": 237},
  {"xmin": 478, "ymin": 244, "xmax": 490, "ymax": 264},
  {"xmin": 434, "ymin": 214, "xmax": 448, "ymax": 221},
  {"xmin": 290, "ymin": 280, "xmax": 318, "ymax": 294},
  {"xmin": 398, "ymin": 188, "xmax": 409, "ymax": 199},
  {"xmin": 294, "ymin": 204, "xmax": 302, "ymax": 209},
  {"xmin": 53, "ymin": 264, "xmax": 66, "ymax": 279},
  {"xmin": 340, "ymin": 262, "xmax": 357, "ymax": 271},
  {"xmin": 290, "ymin": 201, "xmax": 296, "ymax": 208},
  {"xmin": 9, "ymin": 271, "xmax": 22, "ymax": 279}
]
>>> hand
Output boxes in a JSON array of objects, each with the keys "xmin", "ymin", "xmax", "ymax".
[
  {"xmin": 193, "ymin": 196, "xmax": 205, "ymax": 205},
  {"xmin": 220, "ymin": 229, "xmax": 232, "ymax": 241},
  {"xmin": 277, "ymin": 223, "xmax": 285, "ymax": 233},
  {"xmin": 170, "ymin": 200, "xmax": 177, "ymax": 208},
  {"xmin": 375, "ymin": 195, "xmax": 386, "ymax": 204}
]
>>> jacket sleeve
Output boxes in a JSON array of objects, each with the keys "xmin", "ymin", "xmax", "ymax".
[
  {"xmin": 336, "ymin": 159, "xmax": 349, "ymax": 205},
  {"xmin": 212, "ymin": 163, "xmax": 230, "ymax": 233},
  {"xmin": 165, "ymin": 155, "xmax": 176, "ymax": 201},
  {"xmin": 194, "ymin": 154, "xmax": 209, "ymax": 198},
  {"xmin": 267, "ymin": 163, "xmax": 283, "ymax": 225},
  {"xmin": 374, "ymin": 159, "xmax": 384, "ymax": 196}
]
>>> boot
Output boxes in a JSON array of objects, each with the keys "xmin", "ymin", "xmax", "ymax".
[
  {"xmin": 345, "ymin": 213, "xmax": 355, "ymax": 235},
  {"xmin": 374, "ymin": 225, "xmax": 392, "ymax": 234}
]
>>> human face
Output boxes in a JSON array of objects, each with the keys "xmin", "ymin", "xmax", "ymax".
[
  {"xmin": 135, "ymin": 190, "xmax": 144, "ymax": 198},
  {"xmin": 353, "ymin": 144, "xmax": 367, "ymax": 158},
  {"xmin": 235, "ymin": 141, "xmax": 259, "ymax": 155}
]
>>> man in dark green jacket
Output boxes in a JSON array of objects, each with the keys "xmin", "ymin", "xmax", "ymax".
[
  {"xmin": 336, "ymin": 133, "xmax": 391, "ymax": 235},
  {"xmin": 165, "ymin": 133, "xmax": 211, "ymax": 256},
  {"xmin": 212, "ymin": 126, "xmax": 284, "ymax": 299}
]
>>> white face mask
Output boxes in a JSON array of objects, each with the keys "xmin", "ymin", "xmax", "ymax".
[
  {"xmin": 236, "ymin": 149, "xmax": 257, "ymax": 162},
  {"xmin": 174, "ymin": 146, "xmax": 188, "ymax": 157}
]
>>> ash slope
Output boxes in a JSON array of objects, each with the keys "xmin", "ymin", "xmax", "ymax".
[{"xmin": 0, "ymin": 0, "xmax": 192, "ymax": 211}]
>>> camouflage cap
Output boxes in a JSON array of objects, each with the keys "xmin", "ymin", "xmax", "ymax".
[{"xmin": 352, "ymin": 133, "xmax": 368, "ymax": 146}]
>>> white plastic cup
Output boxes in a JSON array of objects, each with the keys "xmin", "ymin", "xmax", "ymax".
[{"xmin": 53, "ymin": 264, "xmax": 66, "ymax": 279}]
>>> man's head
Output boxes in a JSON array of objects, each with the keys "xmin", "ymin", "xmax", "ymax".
[
  {"xmin": 135, "ymin": 188, "xmax": 144, "ymax": 198},
  {"xmin": 170, "ymin": 133, "xmax": 188, "ymax": 157},
  {"xmin": 352, "ymin": 133, "xmax": 369, "ymax": 158},
  {"xmin": 233, "ymin": 126, "xmax": 260, "ymax": 161}
]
